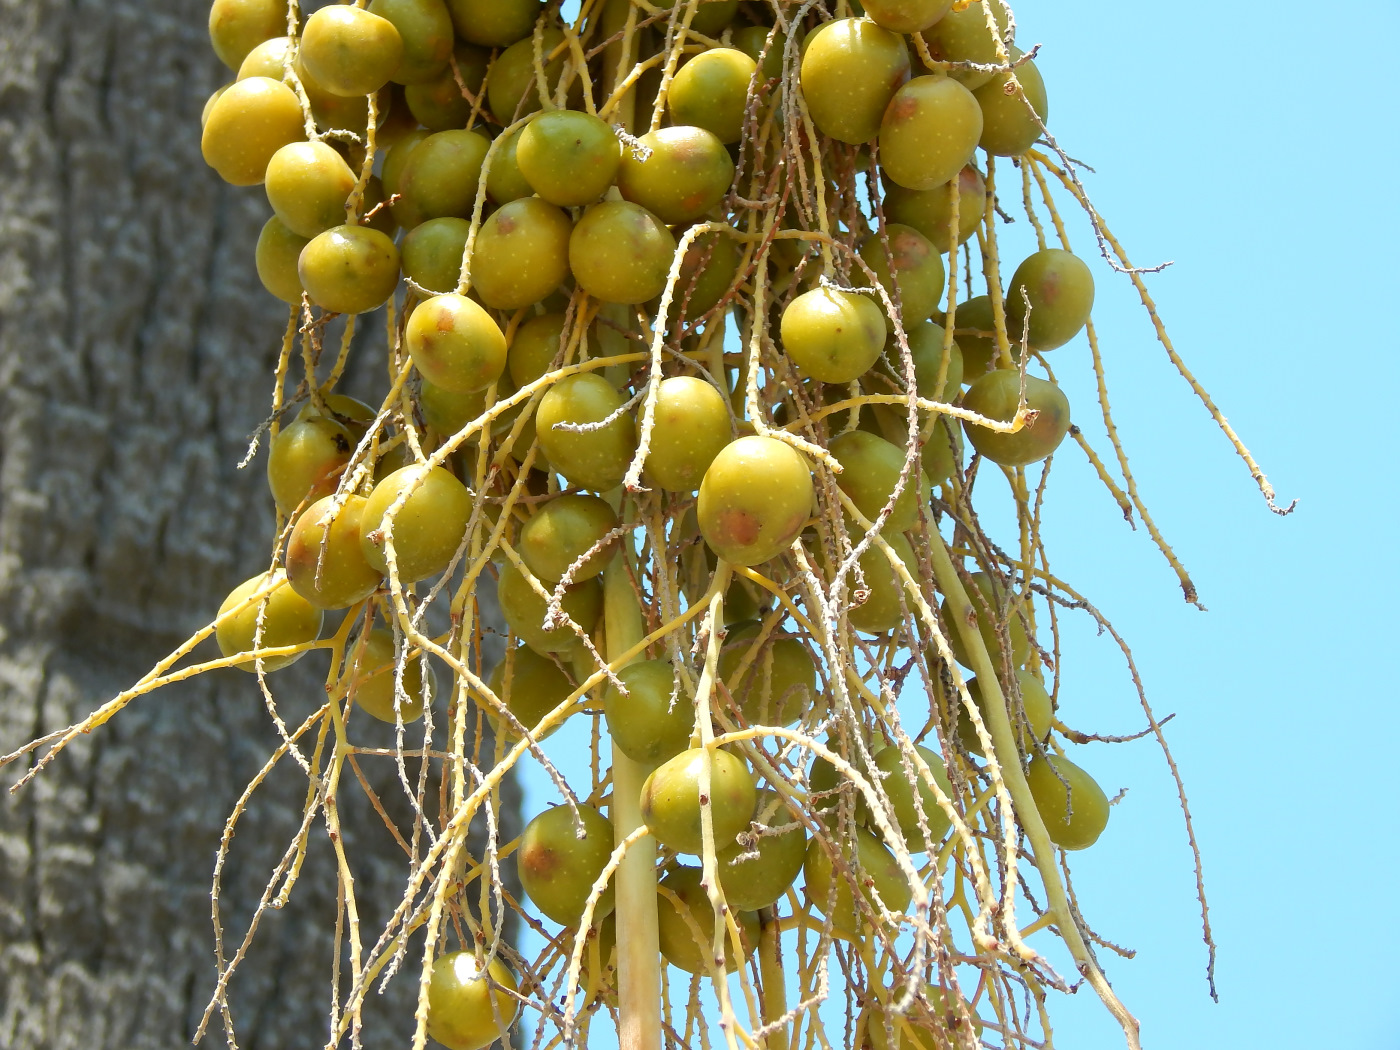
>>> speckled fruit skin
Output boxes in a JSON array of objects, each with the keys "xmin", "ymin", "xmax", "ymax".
[
  {"xmin": 656, "ymin": 865, "xmax": 760, "ymax": 975},
  {"xmin": 536, "ymin": 373, "xmax": 639, "ymax": 492},
  {"xmin": 209, "ymin": 0, "xmax": 287, "ymax": 71},
  {"xmin": 602, "ymin": 659, "xmax": 693, "ymax": 766},
  {"xmin": 369, "ymin": 0, "xmax": 455, "ymax": 85},
  {"xmin": 884, "ymin": 165, "xmax": 986, "ymax": 254},
  {"xmin": 861, "ymin": 0, "xmax": 954, "ymax": 34},
  {"xmin": 780, "ymin": 287, "xmax": 886, "ymax": 384},
  {"xmin": 857, "ymin": 744, "xmax": 952, "ymax": 851},
  {"xmin": 940, "ymin": 570, "xmax": 1031, "ymax": 671},
  {"xmin": 617, "ymin": 125, "xmax": 735, "ymax": 225},
  {"xmin": 299, "ymin": 6, "xmax": 404, "ymax": 98},
  {"xmin": 958, "ymin": 668, "xmax": 1054, "ymax": 756},
  {"xmin": 829, "ymin": 430, "xmax": 926, "ymax": 534},
  {"xmin": 920, "ymin": 0, "xmax": 1012, "ymax": 91},
  {"xmin": 487, "ymin": 644, "xmax": 574, "ymax": 740},
  {"xmin": 346, "ymin": 627, "xmax": 431, "ymax": 724},
  {"xmin": 802, "ymin": 825, "xmax": 911, "ymax": 939},
  {"xmin": 845, "ymin": 530, "xmax": 916, "ymax": 635},
  {"xmin": 285, "ymin": 494, "xmax": 383, "ymax": 609},
  {"xmin": 518, "ymin": 804, "xmax": 616, "ymax": 926},
  {"xmin": 974, "ymin": 49, "xmax": 1049, "ymax": 157},
  {"xmin": 1027, "ymin": 753, "xmax": 1110, "ymax": 850},
  {"xmin": 266, "ymin": 414, "xmax": 355, "ymax": 515},
  {"xmin": 800, "ymin": 17, "xmax": 910, "ymax": 144},
  {"xmin": 642, "ymin": 376, "xmax": 732, "ymax": 493},
  {"xmin": 400, "ymin": 216, "xmax": 470, "ymax": 294},
  {"xmin": 516, "ymin": 110, "xmax": 621, "ymax": 207},
  {"xmin": 391, "ymin": 129, "xmax": 491, "ymax": 229},
  {"xmin": 358, "ymin": 464, "xmax": 473, "ymax": 582},
  {"xmin": 405, "ymin": 293, "xmax": 508, "ymax": 394},
  {"xmin": 859, "ymin": 223, "xmax": 945, "ymax": 332},
  {"xmin": 255, "ymin": 216, "xmax": 310, "ymax": 304},
  {"xmin": 201, "ymin": 76, "xmax": 305, "ymax": 186},
  {"xmin": 667, "ymin": 47, "xmax": 756, "ymax": 144},
  {"xmin": 518, "ymin": 493, "xmax": 618, "ymax": 583},
  {"xmin": 639, "ymin": 747, "xmax": 757, "ymax": 856},
  {"xmin": 1005, "ymin": 248, "xmax": 1094, "ymax": 351},
  {"xmin": 495, "ymin": 559, "xmax": 603, "ymax": 655},
  {"xmin": 568, "ymin": 201, "xmax": 676, "ymax": 306},
  {"xmin": 216, "ymin": 570, "xmax": 323, "ymax": 673},
  {"xmin": 264, "ymin": 141, "xmax": 357, "ymax": 239},
  {"xmin": 297, "ymin": 225, "xmax": 401, "ymax": 315},
  {"xmin": 960, "ymin": 369, "xmax": 1071, "ymax": 467},
  {"xmin": 715, "ymin": 804, "xmax": 807, "ymax": 910},
  {"xmin": 471, "ymin": 197, "xmax": 572, "ymax": 311},
  {"xmin": 878, "ymin": 76, "xmax": 983, "ymax": 192},
  {"xmin": 426, "ymin": 952, "xmax": 519, "ymax": 1050},
  {"xmin": 697, "ymin": 436, "xmax": 813, "ymax": 566},
  {"xmin": 717, "ymin": 621, "xmax": 817, "ymax": 727}
]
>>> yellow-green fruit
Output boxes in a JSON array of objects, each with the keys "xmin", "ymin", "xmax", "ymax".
[
  {"xmin": 369, "ymin": 0, "xmax": 455, "ymax": 85},
  {"xmin": 697, "ymin": 436, "xmax": 813, "ymax": 566},
  {"xmin": 829, "ymin": 430, "xmax": 926, "ymax": 533},
  {"xmin": 643, "ymin": 376, "xmax": 731, "ymax": 493},
  {"xmin": 400, "ymin": 216, "xmax": 470, "ymax": 294},
  {"xmin": 862, "ymin": 0, "xmax": 954, "ymax": 34},
  {"xmin": 859, "ymin": 745, "xmax": 952, "ymax": 851},
  {"xmin": 285, "ymin": 495, "xmax": 384, "ymax": 609},
  {"xmin": 425, "ymin": 953, "xmax": 519, "ymax": 1050},
  {"xmin": 879, "ymin": 75, "xmax": 983, "ymax": 192},
  {"xmin": 471, "ymin": 197, "xmax": 572, "ymax": 310},
  {"xmin": 516, "ymin": 110, "xmax": 621, "ymax": 207},
  {"xmin": 404, "ymin": 44, "xmax": 488, "ymax": 129},
  {"xmin": 255, "ymin": 216, "xmax": 310, "ymax": 304},
  {"xmin": 940, "ymin": 570, "xmax": 1030, "ymax": 670},
  {"xmin": 216, "ymin": 570, "xmax": 323, "ymax": 672},
  {"xmin": 846, "ymin": 531, "xmax": 916, "ymax": 635},
  {"xmin": 948, "ymin": 294, "xmax": 1006, "ymax": 381},
  {"xmin": 406, "ymin": 294, "xmax": 507, "ymax": 394},
  {"xmin": 487, "ymin": 28, "xmax": 565, "ymax": 123},
  {"xmin": 731, "ymin": 25, "xmax": 787, "ymax": 81},
  {"xmin": 447, "ymin": 0, "xmax": 542, "ymax": 47},
  {"xmin": 920, "ymin": 0, "xmax": 1012, "ymax": 91},
  {"xmin": 901, "ymin": 320, "xmax": 964, "ymax": 402},
  {"xmin": 715, "ymin": 802, "xmax": 806, "ymax": 910},
  {"xmin": 496, "ymin": 559, "xmax": 603, "ymax": 655},
  {"xmin": 518, "ymin": 804, "xmax": 615, "ymax": 926},
  {"xmin": 346, "ymin": 627, "xmax": 432, "ymax": 723},
  {"xmin": 518, "ymin": 493, "xmax": 618, "ymax": 583},
  {"xmin": 508, "ymin": 312, "xmax": 566, "ymax": 388},
  {"xmin": 655, "ymin": 0, "xmax": 738, "ymax": 37},
  {"xmin": 957, "ymin": 669, "xmax": 1054, "ymax": 756},
  {"xmin": 859, "ymin": 223, "xmax": 945, "ymax": 331},
  {"xmin": 617, "ymin": 125, "xmax": 734, "ymax": 225},
  {"xmin": 298, "ymin": 225, "xmax": 400, "ymax": 315},
  {"xmin": 234, "ymin": 34, "xmax": 292, "ymax": 80},
  {"xmin": 382, "ymin": 129, "xmax": 429, "ymax": 200},
  {"xmin": 666, "ymin": 229, "xmax": 742, "ymax": 323},
  {"xmin": 799, "ymin": 17, "xmax": 909, "ymax": 144},
  {"xmin": 202, "ymin": 84, "xmax": 229, "ymax": 128},
  {"xmin": 359, "ymin": 464, "xmax": 473, "ymax": 581},
  {"xmin": 264, "ymin": 141, "xmax": 357, "ymax": 239},
  {"xmin": 961, "ymin": 369, "xmax": 1071, "ymax": 467},
  {"xmin": 392, "ymin": 129, "xmax": 491, "ymax": 229},
  {"xmin": 487, "ymin": 644, "xmax": 574, "ymax": 740},
  {"xmin": 209, "ymin": 0, "xmax": 287, "ymax": 70},
  {"xmin": 780, "ymin": 287, "xmax": 885, "ymax": 384},
  {"xmin": 717, "ymin": 622, "xmax": 817, "ymax": 727},
  {"xmin": 484, "ymin": 123, "xmax": 534, "ymax": 204},
  {"xmin": 1026, "ymin": 753, "xmax": 1110, "ymax": 851},
  {"xmin": 640, "ymin": 747, "xmax": 758, "ymax": 856},
  {"xmin": 266, "ymin": 414, "xmax": 355, "ymax": 514},
  {"xmin": 668, "ymin": 47, "xmax": 756, "ymax": 144},
  {"xmin": 974, "ymin": 49, "xmax": 1048, "ymax": 157},
  {"xmin": 656, "ymin": 866, "xmax": 760, "ymax": 976},
  {"xmin": 569, "ymin": 201, "xmax": 675, "ymax": 305},
  {"xmin": 536, "ymin": 373, "xmax": 638, "ymax": 492},
  {"xmin": 861, "ymin": 989, "xmax": 984, "ymax": 1050},
  {"xmin": 884, "ymin": 165, "xmax": 986, "ymax": 253},
  {"xmin": 300, "ymin": 6, "xmax": 404, "ymax": 97},
  {"xmin": 803, "ymin": 826, "xmax": 910, "ymax": 938},
  {"xmin": 1005, "ymin": 248, "xmax": 1095, "ymax": 351},
  {"xmin": 360, "ymin": 174, "xmax": 396, "ymax": 236},
  {"xmin": 201, "ymin": 76, "xmax": 305, "ymax": 186},
  {"xmin": 602, "ymin": 659, "xmax": 693, "ymax": 766}
]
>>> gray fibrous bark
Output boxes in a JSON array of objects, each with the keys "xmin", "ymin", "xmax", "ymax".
[{"xmin": 0, "ymin": 4, "xmax": 516, "ymax": 1048}]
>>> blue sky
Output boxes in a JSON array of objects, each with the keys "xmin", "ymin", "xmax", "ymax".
[{"xmin": 522, "ymin": 2, "xmax": 1400, "ymax": 1047}]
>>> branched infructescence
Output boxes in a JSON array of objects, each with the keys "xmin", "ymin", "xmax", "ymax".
[{"xmin": 0, "ymin": 1, "xmax": 1289, "ymax": 1049}]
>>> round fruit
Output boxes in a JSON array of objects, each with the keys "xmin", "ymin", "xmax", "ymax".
[
  {"xmin": 858, "ymin": 744, "xmax": 952, "ymax": 852},
  {"xmin": 267, "ymin": 413, "xmax": 355, "ymax": 514},
  {"xmin": 655, "ymin": 0, "xmax": 738, "ymax": 37},
  {"xmin": 921, "ymin": 0, "xmax": 1012, "ymax": 91},
  {"xmin": 201, "ymin": 76, "xmax": 305, "ymax": 186},
  {"xmin": 956, "ymin": 668, "xmax": 1054, "ymax": 756},
  {"xmin": 536, "ymin": 373, "xmax": 638, "ymax": 492},
  {"xmin": 642, "ymin": 377, "xmax": 731, "ymax": 493},
  {"xmin": 346, "ymin": 627, "xmax": 432, "ymax": 723},
  {"xmin": 781, "ymin": 287, "xmax": 886, "ymax": 384},
  {"xmin": 404, "ymin": 43, "xmax": 488, "ymax": 129},
  {"xmin": 640, "ymin": 747, "xmax": 757, "ymax": 856},
  {"xmin": 401, "ymin": 216, "xmax": 470, "ymax": 294},
  {"xmin": 807, "ymin": 752, "xmax": 851, "ymax": 819},
  {"xmin": 447, "ymin": 0, "xmax": 542, "ymax": 47},
  {"xmin": 800, "ymin": 17, "xmax": 910, "ymax": 145},
  {"xmin": 471, "ymin": 197, "xmax": 572, "ymax": 310},
  {"xmin": 216, "ymin": 570, "xmax": 323, "ymax": 672},
  {"xmin": 425, "ymin": 952, "xmax": 519, "ymax": 1050},
  {"xmin": 484, "ymin": 123, "xmax": 534, "ymax": 204},
  {"xmin": 487, "ymin": 28, "xmax": 565, "ymax": 123},
  {"xmin": 405, "ymin": 294, "xmax": 508, "ymax": 394},
  {"xmin": 803, "ymin": 825, "xmax": 910, "ymax": 938},
  {"xmin": 829, "ymin": 430, "xmax": 926, "ymax": 533},
  {"xmin": 861, "ymin": 987, "xmax": 984, "ymax": 1050},
  {"xmin": 920, "ymin": 415, "xmax": 964, "ymax": 484},
  {"xmin": 879, "ymin": 75, "xmax": 983, "ymax": 192},
  {"xmin": 519, "ymin": 804, "xmax": 616, "ymax": 926},
  {"xmin": 486, "ymin": 644, "xmax": 575, "ymax": 740},
  {"xmin": 961, "ymin": 369, "xmax": 1071, "ymax": 467},
  {"xmin": 862, "ymin": 0, "xmax": 954, "ymax": 34},
  {"xmin": 717, "ymin": 622, "xmax": 816, "ymax": 727},
  {"xmin": 666, "ymin": 229, "xmax": 742, "ymax": 322},
  {"xmin": 731, "ymin": 25, "xmax": 787, "ymax": 81},
  {"xmin": 516, "ymin": 110, "xmax": 621, "ymax": 207},
  {"xmin": 255, "ymin": 216, "xmax": 310, "ymax": 304},
  {"xmin": 602, "ymin": 659, "xmax": 693, "ymax": 766},
  {"xmin": 518, "ymin": 494, "xmax": 619, "ymax": 583},
  {"xmin": 1026, "ymin": 753, "xmax": 1110, "ymax": 850},
  {"xmin": 496, "ymin": 559, "xmax": 604, "ymax": 655},
  {"xmin": 697, "ymin": 436, "xmax": 813, "ymax": 566},
  {"xmin": 298, "ymin": 225, "xmax": 400, "ymax": 315},
  {"xmin": 948, "ymin": 294, "xmax": 1008, "ymax": 381},
  {"xmin": 392, "ymin": 129, "xmax": 491, "ymax": 229},
  {"xmin": 368, "ymin": 0, "xmax": 455, "ymax": 85},
  {"xmin": 859, "ymin": 223, "xmax": 945, "ymax": 331},
  {"xmin": 885, "ymin": 165, "xmax": 987, "ymax": 253},
  {"xmin": 656, "ymin": 866, "xmax": 760, "ymax": 976},
  {"xmin": 508, "ymin": 312, "xmax": 566, "ymax": 388},
  {"xmin": 974, "ymin": 49, "xmax": 1048, "ymax": 157},
  {"xmin": 715, "ymin": 802, "xmax": 806, "ymax": 910},
  {"xmin": 904, "ymin": 320, "xmax": 965, "ymax": 402},
  {"xmin": 359, "ymin": 464, "xmax": 473, "ymax": 581},
  {"xmin": 234, "ymin": 33, "xmax": 291, "ymax": 80},
  {"xmin": 668, "ymin": 47, "xmax": 756, "ymax": 144},
  {"xmin": 209, "ymin": 0, "xmax": 287, "ymax": 70},
  {"xmin": 264, "ymin": 141, "xmax": 357, "ymax": 239},
  {"xmin": 286, "ymin": 494, "xmax": 384, "ymax": 609},
  {"xmin": 300, "ymin": 6, "xmax": 403, "ymax": 98},
  {"xmin": 617, "ymin": 126, "xmax": 734, "ymax": 225},
  {"xmin": 569, "ymin": 201, "xmax": 676, "ymax": 306},
  {"xmin": 846, "ymin": 530, "xmax": 917, "ymax": 635},
  {"xmin": 939, "ymin": 570, "xmax": 1030, "ymax": 670},
  {"xmin": 1005, "ymin": 249, "xmax": 1095, "ymax": 351}
]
